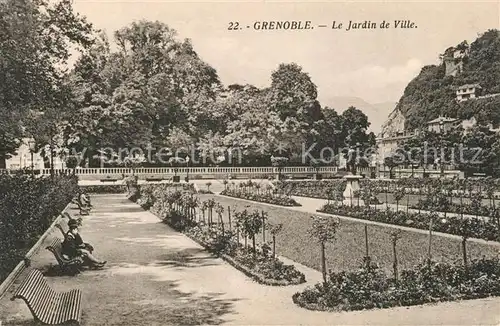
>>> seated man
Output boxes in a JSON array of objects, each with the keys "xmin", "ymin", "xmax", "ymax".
[
  {"xmin": 62, "ymin": 219, "xmax": 106, "ymax": 268},
  {"xmin": 80, "ymin": 191, "xmax": 92, "ymax": 206}
]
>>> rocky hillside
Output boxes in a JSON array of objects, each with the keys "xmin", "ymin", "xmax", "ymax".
[{"xmin": 381, "ymin": 29, "xmax": 500, "ymax": 135}]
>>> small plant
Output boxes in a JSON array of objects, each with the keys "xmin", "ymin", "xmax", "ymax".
[
  {"xmin": 308, "ymin": 215, "xmax": 340, "ymax": 285},
  {"xmin": 389, "ymin": 229, "xmax": 402, "ymax": 281},
  {"xmin": 267, "ymin": 222, "xmax": 283, "ymax": 258}
]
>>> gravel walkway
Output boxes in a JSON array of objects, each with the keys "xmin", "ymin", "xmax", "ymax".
[{"xmin": 0, "ymin": 194, "xmax": 498, "ymax": 325}]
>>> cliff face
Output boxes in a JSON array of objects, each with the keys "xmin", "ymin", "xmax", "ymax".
[{"xmin": 380, "ymin": 29, "xmax": 500, "ymax": 135}]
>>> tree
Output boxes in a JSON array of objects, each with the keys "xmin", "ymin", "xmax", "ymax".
[
  {"xmin": 267, "ymin": 63, "xmax": 325, "ymax": 162},
  {"xmin": 456, "ymin": 218, "xmax": 475, "ymax": 270},
  {"xmin": 459, "ymin": 124, "xmax": 499, "ymax": 176},
  {"xmin": 308, "ymin": 215, "xmax": 340, "ymax": 286},
  {"xmin": 235, "ymin": 209, "xmax": 265, "ymax": 259},
  {"xmin": 384, "ymin": 149, "xmax": 407, "ymax": 178},
  {"xmin": 340, "ymin": 107, "xmax": 376, "ymax": 174},
  {"xmin": 0, "ymin": 0, "xmax": 94, "ymax": 167}
]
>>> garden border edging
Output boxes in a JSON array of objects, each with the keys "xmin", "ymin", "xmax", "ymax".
[{"xmin": 0, "ymin": 200, "xmax": 74, "ymax": 300}]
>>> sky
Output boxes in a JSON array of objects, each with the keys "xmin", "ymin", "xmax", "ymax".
[{"xmin": 73, "ymin": 0, "xmax": 499, "ymax": 107}]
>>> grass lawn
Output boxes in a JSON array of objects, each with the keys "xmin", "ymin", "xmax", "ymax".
[{"xmin": 197, "ymin": 194, "xmax": 500, "ymax": 274}]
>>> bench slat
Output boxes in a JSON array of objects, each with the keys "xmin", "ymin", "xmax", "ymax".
[
  {"xmin": 68, "ymin": 290, "xmax": 79, "ymax": 323},
  {"xmin": 52, "ymin": 292, "xmax": 65, "ymax": 324},
  {"xmin": 60, "ymin": 291, "xmax": 71, "ymax": 324},
  {"xmin": 30, "ymin": 282, "xmax": 51, "ymax": 317},
  {"xmin": 37, "ymin": 289, "xmax": 57, "ymax": 323}
]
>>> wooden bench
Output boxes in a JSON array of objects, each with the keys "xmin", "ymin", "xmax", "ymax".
[
  {"xmin": 72, "ymin": 195, "xmax": 91, "ymax": 216},
  {"xmin": 100, "ymin": 178, "xmax": 118, "ymax": 182},
  {"xmin": 54, "ymin": 222, "xmax": 94, "ymax": 254},
  {"xmin": 46, "ymin": 238, "xmax": 83, "ymax": 275},
  {"xmin": 11, "ymin": 269, "xmax": 82, "ymax": 325},
  {"xmin": 145, "ymin": 177, "xmax": 163, "ymax": 182}
]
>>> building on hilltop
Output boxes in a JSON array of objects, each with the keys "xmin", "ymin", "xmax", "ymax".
[
  {"xmin": 456, "ymin": 84, "xmax": 482, "ymax": 102},
  {"xmin": 426, "ymin": 115, "xmax": 460, "ymax": 133},
  {"xmin": 442, "ymin": 42, "xmax": 469, "ymax": 77}
]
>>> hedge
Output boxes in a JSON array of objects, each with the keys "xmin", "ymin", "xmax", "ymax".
[{"xmin": 0, "ymin": 174, "xmax": 78, "ymax": 283}]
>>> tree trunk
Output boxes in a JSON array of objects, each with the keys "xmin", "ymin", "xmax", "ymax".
[
  {"xmin": 406, "ymin": 193, "xmax": 410, "ymax": 215},
  {"xmin": 262, "ymin": 211, "xmax": 266, "ymax": 242},
  {"xmin": 364, "ymin": 224, "xmax": 369, "ymax": 258},
  {"xmin": 228, "ymin": 206, "xmax": 232, "ymax": 231},
  {"xmin": 321, "ymin": 242, "xmax": 327, "ymax": 286},
  {"xmin": 252, "ymin": 235, "xmax": 256, "ymax": 260},
  {"xmin": 272, "ymin": 235, "xmax": 276, "ymax": 258},
  {"xmin": 50, "ymin": 135, "xmax": 55, "ymax": 176},
  {"xmin": 462, "ymin": 238, "xmax": 468, "ymax": 270},
  {"xmin": 385, "ymin": 186, "xmax": 389, "ymax": 210},
  {"xmin": 428, "ymin": 216, "xmax": 433, "ymax": 265},
  {"xmin": 392, "ymin": 240, "xmax": 398, "ymax": 282}
]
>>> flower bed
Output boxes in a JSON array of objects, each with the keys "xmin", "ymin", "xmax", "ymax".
[
  {"xmin": 197, "ymin": 189, "xmax": 214, "ymax": 194},
  {"xmin": 130, "ymin": 183, "xmax": 197, "ymax": 210},
  {"xmin": 273, "ymin": 180, "xmax": 346, "ymax": 200},
  {"xmin": 183, "ymin": 226, "xmax": 305, "ymax": 286},
  {"xmin": 80, "ymin": 185, "xmax": 127, "ymax": 193},
  {"xmin": 220, "ymin": 189, "xmax": 301, "ymax": 207},
  {"xmin": 411, "ymin": 197, "xmax": 497, "ymax": 218},
  {"xmin": 0, "ymin": 174, "xmax": 78, "ymax": 283},
  {"xmin": 293, "ymin": 258, "xmax": 500, "ymax": 312},
  {"xmin": 318, "ymin": 204, "xmax": 500, "ymax": 242},
  {"xmin": 275, "ymin": 179, "xmax": 500, "ymax": 200}
]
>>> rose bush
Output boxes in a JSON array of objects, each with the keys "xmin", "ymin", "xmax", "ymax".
[
  {"xmin": 318, "ymin": 204, "xmax": 500, "ymax": 241},
  {"xmin": 293, "ymin": 257, "xmax": 500, "ymax": 312}
]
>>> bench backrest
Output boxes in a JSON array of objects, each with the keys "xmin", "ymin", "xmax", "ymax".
[
  {"xmin": 46, "ymin": 238, "xmax": 66, "ymax": 264},
  {"xmin": 12, "ymin": 269, "xmax": 82, "ymax": 324},
  {"xmin": 12, "ymin": 269, "xmax": 57, "ymax": 323},
  {"xmin": 55, "ymin": 223, "xmax": 67, "ymax": 239},
  {"xmin": 12, "ymin": 269, "xmax": 55, "ymax": 302}
]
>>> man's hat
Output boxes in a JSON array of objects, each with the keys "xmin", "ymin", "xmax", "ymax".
[{"xmin": 68, "ymin": 219, "xmax": 79, "ymax": 228}]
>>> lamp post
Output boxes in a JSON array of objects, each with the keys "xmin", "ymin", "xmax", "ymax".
[
  {"xmin": 185, "ymin": 155, "xmax": 190, "ymax": 182},
  {"xmin": 28, "ymin": 139, "xmax": 36, "ymax": 174}
]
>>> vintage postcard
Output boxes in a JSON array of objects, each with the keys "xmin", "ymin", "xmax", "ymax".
[{"xmin": 0, "ymin": 0, "xmax": 499, "ymax": 325}]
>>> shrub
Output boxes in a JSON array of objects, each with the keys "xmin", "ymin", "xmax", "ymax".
[
  {"xmin": 319, "ymin": 204, "xmax": 500, "ymax": 242},
  {"xmin": 293, "ymin": 258, "xmax": 500, "ymax": 312},
  {"xmin": 0, "ymin": 174, "xmax": 78, "ymax": 282},
  {"xmin": 221, "ymin": 188, "xmax": 301, "ymax": 206}
]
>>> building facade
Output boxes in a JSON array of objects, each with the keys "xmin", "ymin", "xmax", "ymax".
[
  {"xmin": 5, "ymin": 138, "xmax": 66, "ymax": 170},
  {"xmin": 456, "ymin": 84, "xmax": 482, "ymax": 102}
]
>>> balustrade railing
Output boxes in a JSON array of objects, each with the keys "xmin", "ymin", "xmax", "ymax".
[{"xmin": 0, "ymin": 166, "xmax": 339, "ymax": 178}]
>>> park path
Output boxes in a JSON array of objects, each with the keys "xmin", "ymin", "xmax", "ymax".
[{"xmin": 0, "ymin": 194, "xmax": 499, "ymax": 325}]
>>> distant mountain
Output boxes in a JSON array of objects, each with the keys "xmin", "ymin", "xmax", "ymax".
[{"xmin": 324, "ymin": 96, "xmax": 396, "ymax": 134}]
